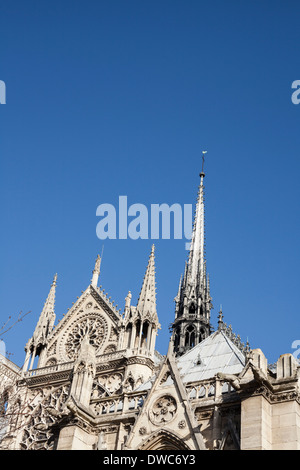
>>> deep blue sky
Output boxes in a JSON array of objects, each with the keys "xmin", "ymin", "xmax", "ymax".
[{"xmin": 1, "ymin": 1, "xmax": 300, "ymax": 367}]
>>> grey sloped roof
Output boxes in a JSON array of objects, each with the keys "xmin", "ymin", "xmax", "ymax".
[{"xmin": 176, "ymin": 330, "xmax": 245, "ymax": 383}]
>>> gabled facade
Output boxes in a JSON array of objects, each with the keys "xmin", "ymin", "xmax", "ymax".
[{"xmin": 0, "ymin": 167, "xmax": 300, "ymax": 451}]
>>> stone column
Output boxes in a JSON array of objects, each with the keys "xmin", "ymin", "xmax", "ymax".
[
  {"xmin": 149, "ymin": 327, "xmax": 157, "ymax": 355},
  {"xmin": 22, "ymin": 345, "xmax": 31, "ymax": 372},
  {"xmin": 29, "ymin": 347, "xmax": 36, "ymax": 370}
]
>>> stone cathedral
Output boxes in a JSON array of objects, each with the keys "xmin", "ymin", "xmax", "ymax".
[{"xmin": 1, "ymin": 168, "xmax": 300, "ymax": 451}]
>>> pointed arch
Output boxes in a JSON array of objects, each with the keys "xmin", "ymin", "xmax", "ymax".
[
  {"xmin": 139, "ymin": 429, "xmax": 191, "ymax": 450},
  {"xmin": 185, "ymin": 325, "xmax": 195, "ymax": 349},
  {"xmin": 125, "ymin": 322, "xmax": 133, "ymax": 348}
]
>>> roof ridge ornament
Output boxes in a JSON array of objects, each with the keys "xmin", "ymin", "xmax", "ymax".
[
  {"xmin": 91, "ymin": 250, "xmax": 103, "ymax": 287},
  {"xmin": 218, "ymin": 306, "xmax": 251, "ymax": 356}
]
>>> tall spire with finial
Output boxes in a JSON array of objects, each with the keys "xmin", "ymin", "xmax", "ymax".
[
  {"xmin": 172, "ymin": 151, "xmax": 213, "ymax": 356},
  {"xmin": 122, "ymin": 245, "xmax": 160, "ymax": 356},
  {"xmin": 33, "ymin": 274, "xmax": 57, "ymax": 345},
  {"xmin": 137, "ymin": 244, "xmax": 157, "ymax": 318},
  {"xmin": 186, "ymin": 151, "xmax": 206, "ymax": 286}
]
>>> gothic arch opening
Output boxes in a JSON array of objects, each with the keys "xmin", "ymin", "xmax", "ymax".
[
  {"xmin": 141, "ymin": 321, "xmax": 149, "ymax": 349},
  {"xmin": 200, "ymin": 304, "xmax": 204, "ymax": 317},
  {"xmin": 199, "ymin": 327, "xmax": 205, "ymax": 342},
  {"xmin": 134, "ymin": 319, "xmax": 141, "ymax": 348},
  {"xmin": 139, "ymin": 430, "xmax": 191, "ymax": 450},
  {"xmin": 125, "ymin": 323, "xmax": 133, "ymax": 348},
  {"xmin": 185, "ymin": 325, "xmax": 195, "ymax": 349},
  {"xmin": 174, "ymin": 328, "xmax": 180, "ymax": 351},
  {"xmin": 188, "ymin": 302, "xmax": 196, "ymax": 315}
]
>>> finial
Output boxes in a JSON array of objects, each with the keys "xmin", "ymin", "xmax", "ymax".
[
  {"xmin": 94, "ymin": 254, "xmax": 101, "ymax": 272},
  {"xmin": 217, "ymin": 304, "xmax": 224, "ymax": 330},
  {"xmin": 125, "ymin": 291, "xmax": 132, "ymax": 309},
  {"xmin": 200, "ymin": 150, "xmax": 207, "ymax": 177},
  {"xmin": 91, "ymin": 253, "xmax": 102, "ymax": 287}
]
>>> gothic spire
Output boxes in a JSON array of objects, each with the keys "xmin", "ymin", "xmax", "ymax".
[
  {"xmin": 172, "ymin": 153, "xmax": 213, "ymax": 356},
  {"xmin": 185, "ymin": 166, "xmax": 206, "ymax": 287},
  {"xmin": 121, "ymin": 245, "xmax": 160, "ymax": 356},
  {"xmin": 136, "ymin": 244, "xmax": 157, "ymax": 318},
  {"xmin": 32, "ymin": 273, "xmax": 57, "ymax": 345}
]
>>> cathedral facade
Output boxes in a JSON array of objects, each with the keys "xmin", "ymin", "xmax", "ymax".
[{"xmin": 0, "ymin": 169, "xmax": 300, "ymax": 451}]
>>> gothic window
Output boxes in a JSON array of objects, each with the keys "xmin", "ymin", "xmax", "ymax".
[
  {"xmin": 64, "ymin": 316, "xmax": 107, "ymax": 360},
  {"xmin": 134, "ymin": 320, "xmax": 141, "ymax": 348},
  {"xmin": 185, "ymin": 325, "xmax": 195, "ymax": 349}
]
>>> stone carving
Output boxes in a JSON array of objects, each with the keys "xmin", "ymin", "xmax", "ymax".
[
  {"xmin": 96, "ymin": 431, "xmax": 107, "ymax": 450},
  {"xmin": 20, "ymin": 385, "xmax": 70, "ymax": 450},
  {"xmin": 109, "ymin": 328, "xmax": 118, "ymax": 342},
  {"xmin": 91, "ymin": 373, "xmax": 123, "ymax": 398},
  {"xmin": 123, "ymin": 373, "xmax": 135, "ymax": 392},
  {"xmin": 122, "ymin": 372, "xmax": 144, "ymax": 392},
  {"xmin": 106, "ymin": 374, "xmax": 123, "ymax": 394},
  {"xmin": 215, "ymin": 372, "xmax": 241, "ymax": 390},
  {"xmin": 149, "ymin": 395, "xmax": 177, "ymax": 425},
  {"xmin": 47, "ymin": 341, "xmax": 57, "ymax": 357}
]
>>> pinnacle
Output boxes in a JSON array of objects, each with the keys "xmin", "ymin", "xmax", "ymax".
[{"xmin": 137, "ymin": 245, "xmax": 157, "ymax": 318}]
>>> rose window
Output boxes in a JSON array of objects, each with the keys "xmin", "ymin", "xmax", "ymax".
[
  {"xmin": 149, "ymin": 395, "xmax": 177, "ymax": 425},
  {"xmin": 65, "ymin": 316, "xmax": 106, "ymax": 359}
]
